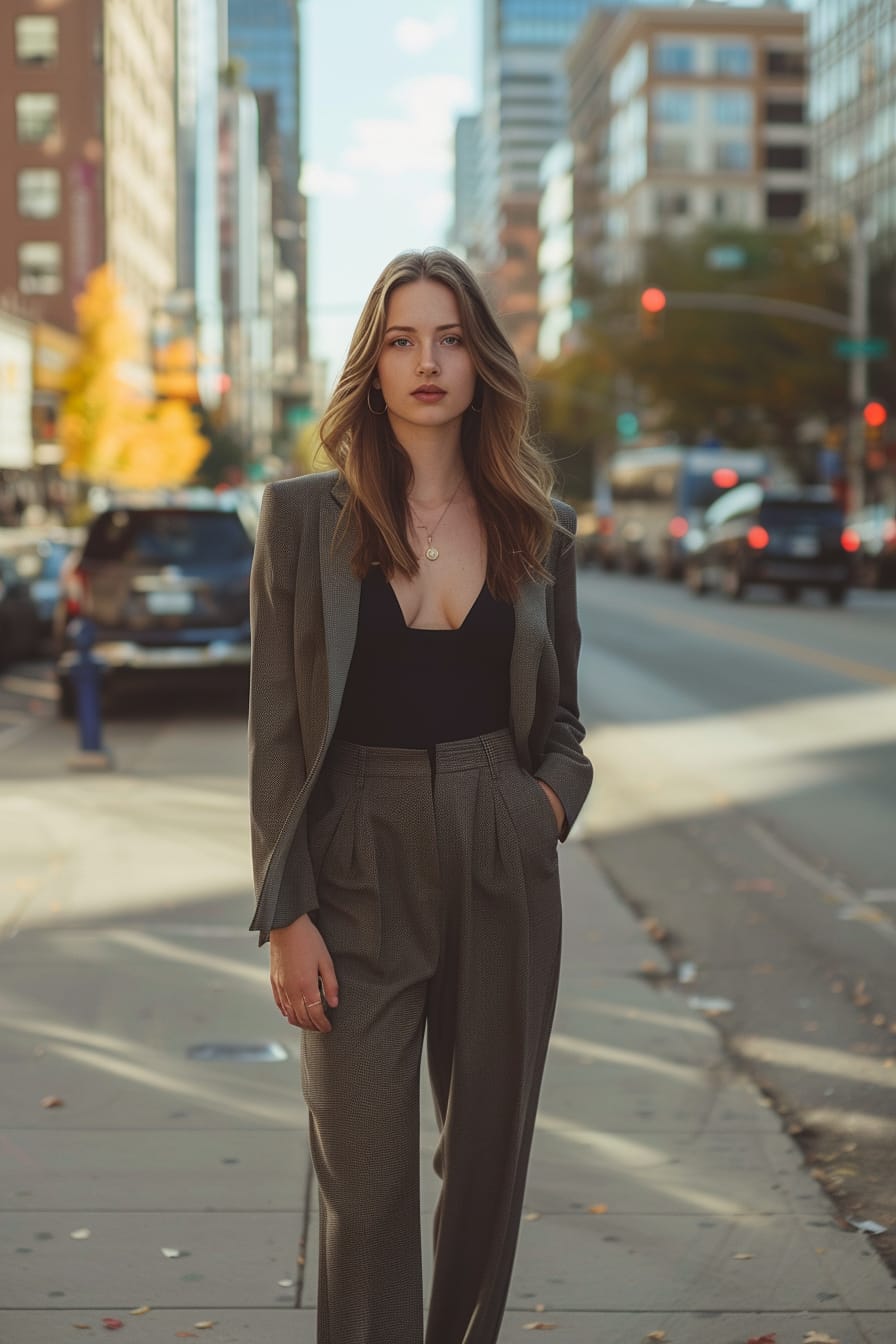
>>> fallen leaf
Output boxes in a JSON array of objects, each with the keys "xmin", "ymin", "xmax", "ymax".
[
  {"xmin": 732, "ymin": 1251, "xmax": 753, "ymax": 1259},
  {"xmin": 40, "ymin": 1095, "xmax": 64, "ymax": 1108},
  {"xmin": 523, "ymin": 1211, "xmax": 541, "ymax": 1222},
  {"xmin": 277, "ymin": 1278, "xmax": 295, "ymax": 1288},
  {"xmin": 646, "ymin": 1333, "xmax": 667, "ymax": 1341},
  {"xmin": 69, "ymin": 1228, "xmax": 91, "ymax": 1240},
  {"xmin": 746, "ymin": 1335, "xmax": 777, "ymax": 1344},
  {"xmin": 194, "ymin": 1323, "xmax": 216, "ymax": 1330},
  {"xmin": 642, "ymin": 917, "xmax": 667, "ymax": 942},
  {"xmin": 162, "ymin": 1246, "xmax": 184, "ymax": 1257},
  {"xmin": 523, "ymin": 1326, "xmax": 557, "ymax": 1332},
  {"xmin": 588, "ymin": 1203, "xmax": 608, "ymax": 1214},
  {"xmin": 101, "ymin": 1320, "xmax": 124, "ymax": 1331},
  {"xmin": 72, "ymin": 1327, "xmax": 92, "ymax": 1332},
  {"xmin": 130, "ymin": 1305, "xmax": 151, "ymax": 1315},
  {"xmin": 640, "ymin": 960, "xmax": 662, "ymax": 978},
  {"xmin": 802, "ymin": 1333, "xmax": 840, "ymax": 1344},
  {"xmin": 872, "ymin": 1014, "xmax": 887, "ymax": 1027}
]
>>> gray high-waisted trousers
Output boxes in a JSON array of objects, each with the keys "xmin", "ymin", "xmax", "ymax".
[{"xmin": 301, "ymin": 726, "xmax": 563, "ymax": 1344}]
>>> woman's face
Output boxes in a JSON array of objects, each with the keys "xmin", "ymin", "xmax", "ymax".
[{"xmin": 376, "ymin": 279, "xmax": 477, "ymax": 429}]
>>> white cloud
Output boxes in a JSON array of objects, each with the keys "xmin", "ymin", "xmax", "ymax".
[
  {"xmin": 299, "ymin": 162, "xmax": 358, "ymax": 198},
  {"xmin": 417, "ymin": 187, "xmax": 454, "ymax": 234},
  {"xmin": 394, "ymin": 16, "xmax": 456, "ymax": 55},
  {"xmin": 342, "ymin": 74, "xmax": 475, "ymax": 178}
]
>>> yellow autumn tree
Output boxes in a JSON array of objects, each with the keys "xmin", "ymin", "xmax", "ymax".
[{"xmin": 60, "ymin": 264, "xmax": 209, "ymax": 488}]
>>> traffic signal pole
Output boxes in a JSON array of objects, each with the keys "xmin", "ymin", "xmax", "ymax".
[{"xmin": 847, "ymin": 211, "xmax": 871, "ymax": 511}]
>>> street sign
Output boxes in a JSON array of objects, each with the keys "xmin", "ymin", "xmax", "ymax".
[
  {"xmin": 834, "ymin": 338, "xmax": 890, "ymax": 359},
  {"xmin": 705, "ymin": 246, "xmax": 747, "ymax": 271},
  {"xmin": 616, "ymin": 412, "xmax": 639, "ymax": 438}
]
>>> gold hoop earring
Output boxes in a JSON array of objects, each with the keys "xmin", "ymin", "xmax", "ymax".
[{"xmin": 367, "ymin": 386, "xmax": 388, "ymax": 415}]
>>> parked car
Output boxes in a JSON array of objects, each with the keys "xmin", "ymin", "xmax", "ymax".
[
  {"xmin": 847, "ymin": 503, "xmax": 896, "ymax": 589},
  {"xmin": 0, "ymin": 552, "xmax": 42, "ymax": 667},
  {"xmin": 605, "ymin": 445, "xmax": 773, "ymax": 578},
  {"xmin": 53, "ymin": 493, "xmax": 257, "ymax": 716},
  {"xmin": 684, "ymin": 483, "xmax": 858, "ymax": 605},
  {"xmin": 576, "ymin": 483, "xmax": 616, "ymax": 570}
]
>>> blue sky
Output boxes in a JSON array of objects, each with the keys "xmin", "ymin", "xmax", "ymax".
[{"xmin": 301, "ymin": 0, "xmax": 481, "ymax": 385}]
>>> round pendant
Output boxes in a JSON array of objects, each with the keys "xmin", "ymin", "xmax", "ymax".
[{"xmin": 425, "ymin": 546, "xmax": 440, "ymax": 561}]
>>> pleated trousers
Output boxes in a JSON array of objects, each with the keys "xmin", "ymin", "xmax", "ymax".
[{"xmin": 301, "ymin": 727, "xmax": 563, "ymax": 1344}]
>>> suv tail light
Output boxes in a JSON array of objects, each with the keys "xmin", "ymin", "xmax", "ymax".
[
  {"xmin": 882, "ymin": 520, "xmax": 896, "ymax": 547},
  {"xmin": 840, "ymin": 528, "xmax": 861, "ymax": 553},
  {"xmin": 64, "ymin": 565, "xmax": 90, "ymax": 616},
  {"xmin": 668, "ymin": 516, "xmax": 688, "ymax": 539},
  {"xmin": 747, "ymin": 526, "xmax": 769, "ymax": 549}
]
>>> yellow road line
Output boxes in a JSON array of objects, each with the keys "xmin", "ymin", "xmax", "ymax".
[{"xmin": 647, "ymin": 605, "xmax": 896, "ymax": 687}]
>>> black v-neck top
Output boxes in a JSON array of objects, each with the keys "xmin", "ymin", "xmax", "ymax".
[{"xmin": 333, "ymin": 563, "xmax": 515, "ymax": 749}]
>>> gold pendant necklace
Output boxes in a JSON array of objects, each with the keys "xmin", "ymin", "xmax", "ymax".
[{"xmin": 409, "ymin": 473, "xmax": 466, "ymax": 562}]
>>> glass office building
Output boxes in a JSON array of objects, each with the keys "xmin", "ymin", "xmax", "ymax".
[{"xmin": 227, "ymin": 0, "xmax": 307, "ymax": 365}]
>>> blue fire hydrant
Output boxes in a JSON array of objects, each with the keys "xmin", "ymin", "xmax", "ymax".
[{"xmin": 67, "ymin": 617, "xmax": 112, "ymax": 768}]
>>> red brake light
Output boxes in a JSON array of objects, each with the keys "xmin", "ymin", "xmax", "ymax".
[
  {"xmin": 65, "ymin": 565, "xmax": 88, "ymax": 616},
  {"xmin": 840, "ymin": 528, "xmax": 861, "ymax": 553},
  {"xmin": 712, "ymin": 467, "xmax": 739, "ymax": 488},
  {"xmin": 668, "ymin": 516, "xmax": 688, "ymax": 539},
  {"xmin": 883, "ymin": 520, "xmax": 896, "ymax": 545},
  {"xmin": 747, "ymin": 526, "xmax": 769, "ymax": 549}
]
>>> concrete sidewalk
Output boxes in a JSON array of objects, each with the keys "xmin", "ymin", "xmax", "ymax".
[{"xmin": 1, "ymin": 716, "xmax": 895, "ymax": 1343}]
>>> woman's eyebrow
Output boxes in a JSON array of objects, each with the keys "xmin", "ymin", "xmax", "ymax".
[{"xmin": 384, "ymin": 323, "xmax": 463, "ymax": 334}]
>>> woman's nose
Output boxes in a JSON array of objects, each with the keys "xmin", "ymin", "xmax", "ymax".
[{"xmin": 417, "ymin": 350, "xmax": 439, "ymax": 374}]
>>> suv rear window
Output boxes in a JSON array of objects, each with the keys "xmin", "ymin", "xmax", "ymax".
[
  {"xmin": 84, "ymin": 510, "xmax": 253, "ymax": 565},
  {"xmin": 759, "ymin": 500, "xmax": 843, "ymax": 529}
]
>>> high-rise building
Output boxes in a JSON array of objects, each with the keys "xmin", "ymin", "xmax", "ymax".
[
  {"xmin": 480, "ymin": 0, "xmax": 695, "ymax": 363},
  {"xmin": 227, "ymin": 0, "xmax": 309, "ymax": 382},
  {"xmin": 449, "ymin": 114, "xmax": 483, "ymax": 262},
  {"xmin": 174, "ymin": 0, "xmax": 224, "ymax": 409},
  {"xmin": 0, "ymin": 1, "xmax": 177, "ymax": 344},
  {"xmin": 808, "ymin": 0, "xmax": 896, "ymax": 245},
  {"xmin": 567, "ymin": 4, "xmax": 808, "ymax": 289}
]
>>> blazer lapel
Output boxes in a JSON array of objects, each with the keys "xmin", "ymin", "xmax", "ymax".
[
  {"xmin": 509, "ymin": 574, "xmax": 547, "ymax": 766},
  {"xmin": 318, "ymin": 476, "xmax": 361, "ymax": 723}
]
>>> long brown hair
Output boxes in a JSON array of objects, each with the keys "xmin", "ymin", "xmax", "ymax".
[{"xmin": 318, "ymin": 248, "xmax": 564, "ymax": 600}]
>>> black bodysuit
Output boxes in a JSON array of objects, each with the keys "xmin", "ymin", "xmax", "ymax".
[{"xmin": 333, "ymin": 563, "xmax": 515, "ymax": 749}]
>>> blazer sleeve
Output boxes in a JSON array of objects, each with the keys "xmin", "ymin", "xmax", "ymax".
[
  {"xmin": 248, "ymin": 482, "xmax": 319, "ymax": 945},
  {"xmin": 533, "ymin": 503, "xmax": 594, "ymax": 841}
]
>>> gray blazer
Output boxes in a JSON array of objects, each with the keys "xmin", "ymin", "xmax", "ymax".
[{"xmin": 248, "ymin": 469, "xmax": 593, "ymax": 946}]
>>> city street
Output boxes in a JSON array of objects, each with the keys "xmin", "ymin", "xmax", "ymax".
[
  {"xmin": 577, "ymin": 567, "xmax": 896, "ymax": 1264},
  {"xmin": 2, "ymin": 571, "xmax": 896, "ymax": 1340}
]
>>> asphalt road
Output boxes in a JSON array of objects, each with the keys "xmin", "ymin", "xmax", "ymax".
[{"xmin": 575, "ymin": 565, "xmax": 896, "ymax": 1268}]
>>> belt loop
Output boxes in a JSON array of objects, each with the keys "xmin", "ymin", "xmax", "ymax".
[{"xmin": 480, "ymin": 733, "xmax": 501, "ymax": 780}]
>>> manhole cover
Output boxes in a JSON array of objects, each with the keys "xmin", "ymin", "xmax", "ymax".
[{"xmin": 186, "ymin": 1042, "xmax": 289, "ymax": 1062}]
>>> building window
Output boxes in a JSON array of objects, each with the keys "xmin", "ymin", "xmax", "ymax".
[
  {"xmin": 656, "ymin": 190, "xmax": 690, "ymax": 221},
  {"xmin": 655, "ymin": 40, "xmax": 695, "ymax": 75},
  {"xmin": 714, "ymin": 42, "xmax": 753, "ymax": 77},
  {"xmin": 15, "ymin": 15, "xmax": 59, "ymax": 65},
  {"xmin": 766, "ymin": 190, "xmax": 804, "ymax": 220},
  {"xmin": 18, "ymin": 242, "xmax": 63, "ymax": 294},
  {"xmin": 766, "ymin": 50, "xmax": 805, "ymax": 78},
  {"xmin": 652, "ymin": 138, "xmax": 692, "ymax": 170},
  {"xmin": 17, "ymin": 169, "xmax": 61, "ymax": 218},
  {"xmin": 766, "ymin": 101, "xmax": 804, "ymax": 125},
  {"xmin": 16, "ymin": 93, "xmax": 59, "ymax": 142},
  {"xmin": 713, "ymin": 190, "xmax": 752, "ymax": 222},
  {"xmin": 765, "ymin": 144, "xmax": 807, "ymax": 170},
  {"xmin": 715, "ymin": 141, "xmax": 752, "ymax": 171},
  {"xmin": 712, "ymin": 91, "xmax": 753, "ymax": 126},
  {"xmin": 652, "ymin": 89, "xmax": 695, "ymax": 124}
]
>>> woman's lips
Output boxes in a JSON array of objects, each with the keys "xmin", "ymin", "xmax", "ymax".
[{"xmin": 412, "ymin": 390, "xmax": 447, "ymax": 402}]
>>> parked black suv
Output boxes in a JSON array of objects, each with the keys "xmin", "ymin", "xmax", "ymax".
[
  {"xmin": 54, "ymin": 492, "xmax": 256, "ymax": 716},
  {"xmin": 684, "ymin": 483, "xmax": 858, "ymax": 605}
]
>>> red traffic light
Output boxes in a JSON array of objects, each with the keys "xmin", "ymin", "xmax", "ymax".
[
  {"xmin": 641, "ymin": 287, "xmax": 667, "ymax": 314},
  {"xmin": 863, "ymin": 401, "xmax": 887, "ymax": 428}
]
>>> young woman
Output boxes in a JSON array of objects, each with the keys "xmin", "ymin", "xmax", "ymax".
[{"xmin": 248, "ymin": 248, "xmax": 593, "ymax": 1344}]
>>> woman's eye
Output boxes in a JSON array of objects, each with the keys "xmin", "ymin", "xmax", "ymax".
[
  {"xmin": 391, "ymin": 337, "xmax": 412, "ymax": 348},
  {"xmin": 442, "ymin": 335, "xmax": 462, "ymax": 346}
]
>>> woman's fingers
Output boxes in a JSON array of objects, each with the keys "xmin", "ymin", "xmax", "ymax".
[{"xmin": 319, "ymin": 955, "xmax": 339, "ymax": 1010}]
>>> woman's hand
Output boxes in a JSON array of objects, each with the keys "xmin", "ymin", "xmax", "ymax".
[
  {"xmin": 537, "ymin": 779, "xmax": 566, "ymax": 836},
  {"xmin": 270, "ymin": 915, "xmax": 339, "ymax": 1033}
]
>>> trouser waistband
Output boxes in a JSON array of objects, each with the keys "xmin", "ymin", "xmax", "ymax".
[{"xmin": 325, "ymin": 727, "xmax": 518, "ymax": 779}]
